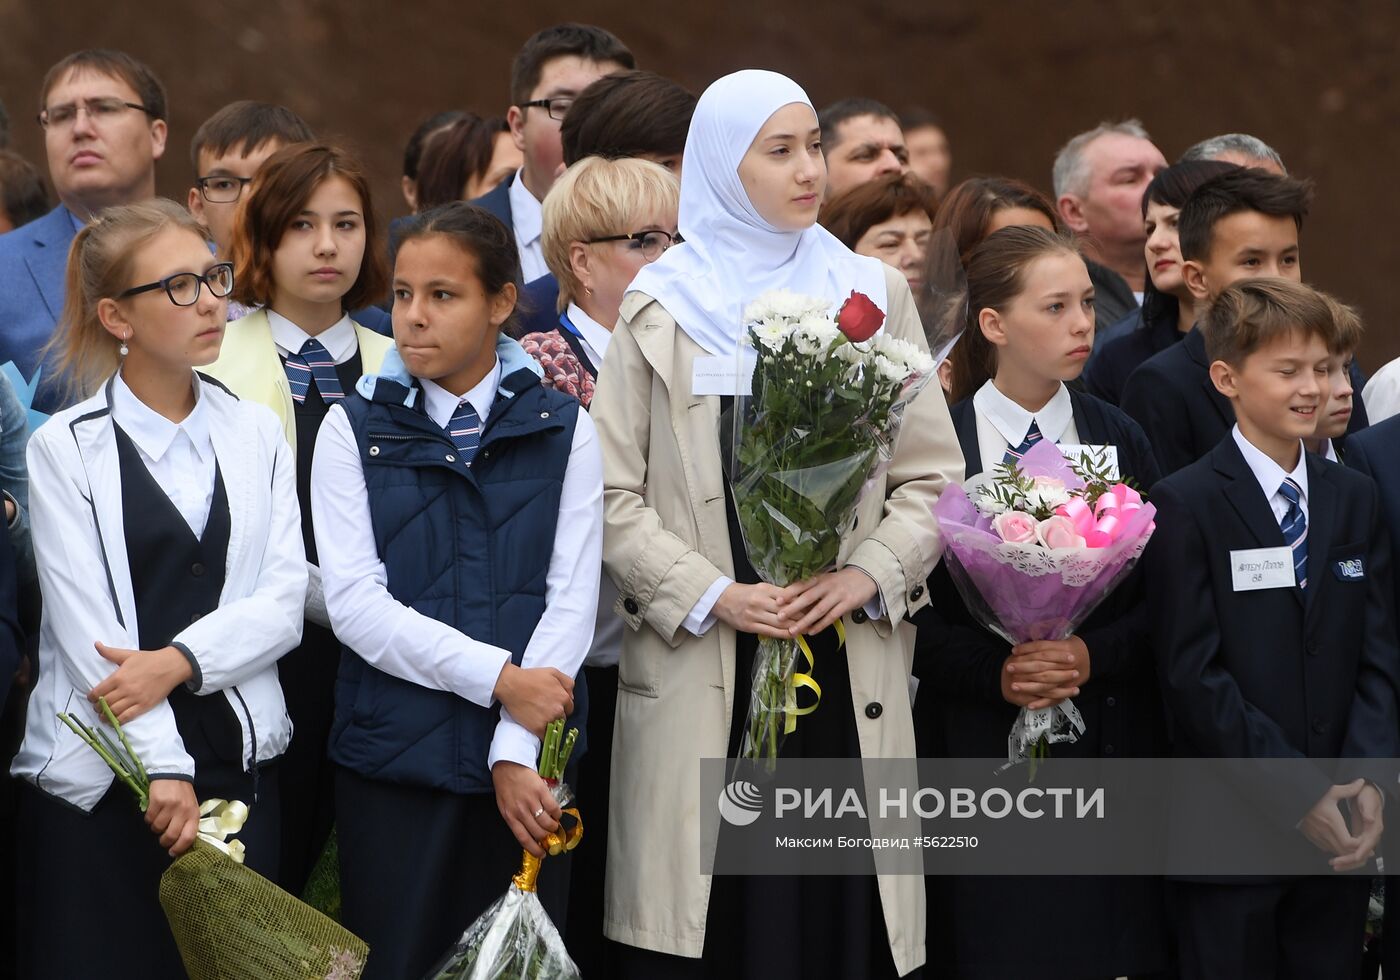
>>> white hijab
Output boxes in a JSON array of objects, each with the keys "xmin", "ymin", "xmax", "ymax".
[{"xmin": 628, "ymin": 69, "xmax": 889, "ymax": 357}]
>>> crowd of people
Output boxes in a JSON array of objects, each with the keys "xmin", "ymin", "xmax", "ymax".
[{"xmin": 0, "ymin": 19, "xmax": 1397, "ymax": 980}]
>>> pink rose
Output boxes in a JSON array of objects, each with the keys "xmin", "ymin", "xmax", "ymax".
[
  {"xmin": 992, "ymin": 510, "xmax": 1038, "ymax": 544},
  {"xmin": 1035, "ymin": 514, "xmax": 1087, "ymax": 550}
]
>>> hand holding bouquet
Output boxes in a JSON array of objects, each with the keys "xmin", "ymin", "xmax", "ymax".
[
  {"xmin": 58, "ymin": 699, "xmax": 369, "ymax": 979},
  {"xmin": 730, "ymin": 289, "xmax": 935, "ymax": 767},
  {"xmin": 930, "ymin": 440, "xmax": 1157, "ymax": 769},
  {"xmin": 426, "ymin": 719, "xmax": 583, "ymax": 980}
]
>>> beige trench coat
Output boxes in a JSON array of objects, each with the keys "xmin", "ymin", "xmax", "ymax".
[{"xmin": 590, "ymin": 264, "xmax": 965, "ymax": 976}]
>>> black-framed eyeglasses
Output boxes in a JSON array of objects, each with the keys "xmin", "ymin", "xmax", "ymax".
[
  {"xmin": 584, "ymin": 231, "xmax": 684, "ymax": 261},
  {"xmin": 38, "ymin": 98, "xmax": 154, "ymax": 129},
  {"xmin": 520, "ymin": 97, "xmax": 574, "ymax": 121},
  {"xmin": 118, "ymin": 263, "xmax": 235, "ymax": 307},
  {"xmin": 195, "ymin": 175, "xmax": 254, "ymax": 204}
]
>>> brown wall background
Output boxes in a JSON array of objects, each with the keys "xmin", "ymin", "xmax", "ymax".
[{"xmin": 3, "ymin": 0, "xmax": 1396, "ymax": 366}]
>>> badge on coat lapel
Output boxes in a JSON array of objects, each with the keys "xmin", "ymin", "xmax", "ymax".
[{"xmin": 1333, "ymin": 558, "xmax": 1365, "ymax": 581}]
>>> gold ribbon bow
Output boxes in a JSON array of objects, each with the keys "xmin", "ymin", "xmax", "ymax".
[
  {"xmin": 512, "ymin": 807, "xmax": 584, "ymax": 893},
  {"xmin": 196, "ymin": 798, "xmax": 250, "ymax": 864}
]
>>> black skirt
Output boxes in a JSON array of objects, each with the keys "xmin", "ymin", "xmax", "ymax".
[
  {"xmin": 617, "ymin": 475, "xmax": 912, "ymax": 980},
  {"xmin": 15, "ymin": 759, "xmax": 279, "ymax": 980}
]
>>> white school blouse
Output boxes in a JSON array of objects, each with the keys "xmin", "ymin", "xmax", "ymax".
[
  {"xmin": 310, "ymin": 356, "xmax": 604, "ymax": 772},
  {"xmin": 14, "ymin": 374, "xmax": 306, "ymax": 809},
  {"xmin": 972, "ymin": 380, "xmax": 1081, "ymax": 474}
]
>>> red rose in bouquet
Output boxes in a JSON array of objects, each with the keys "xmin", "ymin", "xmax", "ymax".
[{"xmin": 836, "ymin": 290, "xmax": 884, "ymax": 342}]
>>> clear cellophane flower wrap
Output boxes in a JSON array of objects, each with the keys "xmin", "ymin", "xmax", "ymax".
[
  {"xmin": 728, "ymin": 290, "xmax": 935, "ymax": 769},
  {"xmin": 929, "ymin": 439, "xmax": 1157, "ymax": 769},
  {"xmin": 57, "ymin": 700, "xmax": 369, "ymax": 980},
  {"xmin": 426, "ymin": 721, "xmax": 583, "ymax": 980}
]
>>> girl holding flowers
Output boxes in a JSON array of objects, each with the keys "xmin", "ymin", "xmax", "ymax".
[
  {"xmin": 912, "ymin": 224, "xmax": 1167, "ymax": 979},
  {"xmin": 12, "ymin": 199, "xmax": 306, "ymax": 978},
  {"xmin": 589, "ymin": 69, "xmax": 963, "ymax": 978}
]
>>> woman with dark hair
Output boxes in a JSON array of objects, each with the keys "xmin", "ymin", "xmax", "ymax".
[
  {"xmin": 1081, "ymin": 159, "xmax": 1237, "ymax": 405},
  {"xmin": 205, "ymin": 141, "xmax": 393, "ymax": 894},
  {"xmin": 930, "ymin": 177, "xmax": 1061, "ymax": 400},
  {"xmin": 415, "ymin": 113, "xmax": 521, "ymax": 209},
  {"xmin": 819, "ymin": 171, "xmax": 938, "ymax": 294},
  {"xmin": 930, "ymin": 175, "xmax": 1060, "ymax": 262}
]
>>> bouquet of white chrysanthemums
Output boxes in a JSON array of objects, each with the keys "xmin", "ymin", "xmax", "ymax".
[{"xmin": 730, "ymin": 288, "xmax": 935, "ymax": 768}]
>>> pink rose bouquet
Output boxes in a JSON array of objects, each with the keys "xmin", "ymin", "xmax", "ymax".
[{"xmin": 930, "ymin": 440, "xmax": 1157, "ymax": 767}]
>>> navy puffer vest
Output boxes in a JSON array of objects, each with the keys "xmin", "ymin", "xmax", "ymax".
[{"xmin": 329, "ymin": 364, "xmax": 586, "ymax": 793}]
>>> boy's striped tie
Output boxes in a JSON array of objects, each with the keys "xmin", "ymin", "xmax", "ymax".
[
  {"xmin": 1003, "ymin": 421, "xmax": 1044, "ymax": 466},
  {"xmin": 446, "ymin": 399, "xmax": 482, "ymax": 465},
  {"xmin": 1278, "ymin": 478, "xmax": 1308, "ymax": 590},
  {"xmin": 284, "ymin": 338, "xmax": 345, "ymax": 403}
]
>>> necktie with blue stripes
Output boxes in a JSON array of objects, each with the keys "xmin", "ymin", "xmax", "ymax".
[
  {"xmin": 446, "ymin": 399, "xmax": 482, "ymax": 465},
  {"xmin": 1003, "ymin": 420, "xmax": 1044, "ymax": 466},
  {"xmin": 1278, "ymin": 478, "xmax": 1308, "ymax": 590},
  {"xmin": 284, "ymin": 338, "xmax": 344, "ymax": 404}
]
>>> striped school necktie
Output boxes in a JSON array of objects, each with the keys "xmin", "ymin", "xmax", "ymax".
[
  {"xmin": 446, "ymin": 399, "xmax": 482, "ymax": 465},
  {"xmin": 1003, "ymin": 420, "xmax": 1044, "ymax": 466},
  {"xmin": 284, "ymin": 338, "xmax": 345, "ymax": 404},
  {"xmin": 1278, "ymin": 478, "xmax": 1308, "ymax": 590}
]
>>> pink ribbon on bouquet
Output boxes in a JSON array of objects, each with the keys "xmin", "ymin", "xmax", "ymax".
[{"xmin": 1055, "ymin": 484, "xmax": 1146, "ymax": 547}]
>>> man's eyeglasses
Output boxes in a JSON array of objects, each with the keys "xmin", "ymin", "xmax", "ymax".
[
  {"xmin": 38, "ymin": 98, "xmax": 155, "ymax": 130},
  {"xmin": 520, "ymin": 97, "xmax": 575, "ymax": 122},
  {"xmin": 118, "ymin": 263, "xmax": 235, "ymax": 307},
  {"xmin": 585, "ymin": 231, "xmax": 684, "ymax": 262},
  {"xmin": 195, "ymin": 176, "xmax": 255, "ymax": 204}
]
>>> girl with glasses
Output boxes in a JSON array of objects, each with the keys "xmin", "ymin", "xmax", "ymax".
[
  {"xmin": 12, "ymin": 198, "xmax": 306, "ymax": 978},
  {"xmin": 202, "ymin": 141, "xmax": 393, "ymax": 895}
]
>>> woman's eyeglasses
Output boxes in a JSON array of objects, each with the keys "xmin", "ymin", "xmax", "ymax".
[
  {"xmin": 585, "ymin": 230, "xmax": 684, "ymax": 261},
  {"xmin": 118, "ymin": 263, "xmax": 235, "ymax": 307}
]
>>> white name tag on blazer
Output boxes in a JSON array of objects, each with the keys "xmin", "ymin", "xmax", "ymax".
[
  {"xmin": 692, "ymin": 352, "xmax": 756, "ymax": 397},
  {"xmin": 1230, "ymin": 547, "xmax": 1297, "ymax": 591},
  {"xmin": 1058, "ymin": 444, "xmax": 1119, "ymax": 481}
]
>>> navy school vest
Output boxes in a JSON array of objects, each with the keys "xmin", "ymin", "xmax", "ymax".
[{"xmin": 329, "ymin": 366, "xmax": 586, "ymax": 793}]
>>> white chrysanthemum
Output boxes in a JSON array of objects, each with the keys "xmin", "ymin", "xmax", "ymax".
[
  {"xmin": 870, "ymin": 334, "xmax": 934, "ymax": 376},
  {"xmin": 744, "ymin": 289, "xmax": 832, "ymax": 324},
  {"xmin": 872, "ymin": 353, "xmax": 907, "ymax": 384},
  {"xmin": 751, "ymin": 321, "xmax": 790, "ymax": 352},
  {"xmin": 792, "ymin": 314, "xmax": 840, "ymax": 354},
  {"xmin": 831, "ymin": 342, "xmax": 867, "ymax": 365}
]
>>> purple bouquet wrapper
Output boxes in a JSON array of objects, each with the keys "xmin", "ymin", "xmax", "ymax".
[{"xmin": 929, "ymin": 441, "xmax": 1157, "ymax": 765}]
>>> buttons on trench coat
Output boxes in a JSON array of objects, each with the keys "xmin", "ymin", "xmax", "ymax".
[
  {"xmin": 623, "ymin": 597, "xmax": 640, "ymax": 615},
  {"xmin": 865, "ymin": 702, "xmax": 883, "ymax": 719}
]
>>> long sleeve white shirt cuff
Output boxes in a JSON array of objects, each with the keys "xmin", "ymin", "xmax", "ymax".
[
  {"xmin": 684, "ymin": 576, "xmax": 733, "ymax": 636},
  {"xmin": 488, "ymin": 711, "xmax": 542, "ymax": 772}
]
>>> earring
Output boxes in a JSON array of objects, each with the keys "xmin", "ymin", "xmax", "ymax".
[{"xmin": 119, "ymin": 334, "xmax": 129, "ymax": 358}]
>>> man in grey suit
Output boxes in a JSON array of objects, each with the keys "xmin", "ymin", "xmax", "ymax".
[{"xmin": 0, "ymin": 49, "xmax": 166, "ymax": 418}]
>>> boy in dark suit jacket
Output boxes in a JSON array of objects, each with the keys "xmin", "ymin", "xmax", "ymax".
[
  {"xmin": 1122, "ymin": 167, "xmax": 1369, "ymax": 474},
  {"xmin": 1147, "ymin": 277, "xmax": 1400, "ymax": 979},
  {"xmin": 1344, "ymin": 413, "xmax": 1400, "ymax": 978}
]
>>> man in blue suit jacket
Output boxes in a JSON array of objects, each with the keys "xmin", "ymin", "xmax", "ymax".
[{"xmin": 0, "ymin": 49, "xmax": 167, "ymax": 419}]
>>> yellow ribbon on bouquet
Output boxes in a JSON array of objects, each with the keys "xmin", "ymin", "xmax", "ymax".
[
  {"xmin": 513, "ymin": 807, "xmax": 584, "ymax": 893},
  {"xmin": 196, "ymin": 798, "xmax": 250, "ymax": 864},
  {"xmin": 782, "ymin": 619, "xmax": 847, "ymax": 736}
]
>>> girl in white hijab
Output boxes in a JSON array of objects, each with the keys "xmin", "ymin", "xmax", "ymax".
[{"xmin": 590, "ymin": 69, "xmax": 963, "ymax": 979}]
